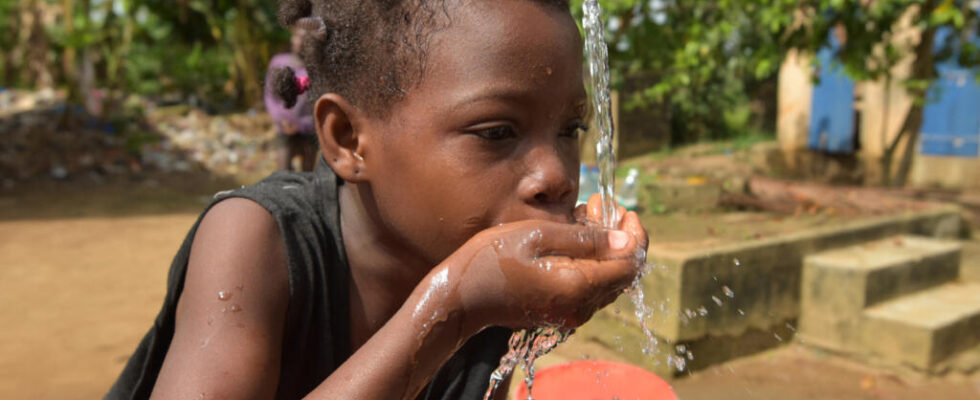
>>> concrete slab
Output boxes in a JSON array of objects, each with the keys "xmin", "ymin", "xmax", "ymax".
[
  {"xmin": 644, "ymin": 180, "xmax": 722, "ymax": 213},
  {"xmin": 562, "ymin": 205, "xmax": 965, "ymax": 376},
  {"xmin": 799, "ymin": 235, "xmax": 961, "ymax": 353},
  {"xmin": 863, "ymin": 283, "xmax": 980, "ymax": 370},
  {"xmin": 644, "ymin": 205, "xmax": 964, "ymax": 344},
  {"xmin": 961, "ymin": 235, "xmax": 980, "ymax": 283}
]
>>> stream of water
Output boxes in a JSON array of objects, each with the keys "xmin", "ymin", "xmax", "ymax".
[{"xmin": 483, "ymin": 2, "xmax": 658, "ymax": 399}]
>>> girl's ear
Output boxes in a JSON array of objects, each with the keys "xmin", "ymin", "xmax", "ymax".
[{"xmin": 314, "ymin": 93, "xmax": 368, "ymax": 183}]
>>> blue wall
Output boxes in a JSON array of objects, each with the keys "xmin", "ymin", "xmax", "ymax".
[
  {"xmin": 809, "ymin": 33, "xmax": 856, "ymax": 154},
  {"xmin": 920, "ymin": 28, "xmax": 980, "ymax": 158}
]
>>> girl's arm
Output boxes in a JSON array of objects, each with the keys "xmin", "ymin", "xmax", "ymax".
[
  {"xmin": 150, "ymin": 198, "xmax": 290, "ymax": 400},
  {"xmin": 150, "ymin": 197, "xmax": 645, "ymax": 400}
]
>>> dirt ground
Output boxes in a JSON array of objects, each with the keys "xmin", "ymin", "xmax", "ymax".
[
  {"xmin": 1, "ymin": 177, "xmax": 978, "ymax": 399},
  {"xmin": 0, "ymin": 213, "xmax": 196, "ymax": 399}
]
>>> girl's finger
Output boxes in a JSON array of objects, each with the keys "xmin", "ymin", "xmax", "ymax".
[
  {"xmin": 578, "ymin": 258, "xmax": 637, "ymax": 292},
  {"xmin": 530, "ymin": 222, "xmax": 636, "ymax": 260},
  {"xmin": 620, "ymin": 211, "xmax": 649, "ymax": 250},
  {"xmin": 587, "ymin": 193, "xmax": 602, "ymax": 223}
]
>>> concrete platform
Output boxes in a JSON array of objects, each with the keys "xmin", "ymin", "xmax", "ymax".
[
  {"xmin": 799, "ymin": 236, "xmax": 961, "ymax": 352},
  {"xmin": 863, "ymin": 283, "xmax": 980, "ymax": 370},
  {"xmin": 644, "ymin": 205, "xmax": 964, "ymax": 344},
  {"xmin": 601, "ymin": 205, "xmax": 969, "ymax": 376},
  {"xmin": 961, "ymin": 235, "xmax": 980, "ymax": 283}
]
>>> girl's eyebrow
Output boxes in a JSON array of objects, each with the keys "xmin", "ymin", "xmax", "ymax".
[{"xmin": 454, "ymin": 85, "xmax": 534, "ymax": 107}]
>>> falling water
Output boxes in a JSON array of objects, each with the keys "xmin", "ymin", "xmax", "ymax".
[
  {"xmin": 584, "ymin": 0, "xmax": 619, "ymax": 229},
  {"xmin": 485, "ymin": 2, "xmax": 652, "ymax": 399}
]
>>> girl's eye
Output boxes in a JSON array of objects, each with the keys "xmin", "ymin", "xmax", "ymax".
[
  {"xmin": 474, "ymin": 125, "xmax": 517, "ymax": 141},
  {"xmin": 562, "ymin": 123, "xmax": 588, "ymax": 139}
]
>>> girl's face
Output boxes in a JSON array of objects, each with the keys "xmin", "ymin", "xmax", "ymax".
[{"xmin": 362, "ymin": 0, "xmax": 586, "ymax": 265}]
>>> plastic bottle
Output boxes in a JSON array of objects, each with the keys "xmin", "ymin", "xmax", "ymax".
[
  {"xmin": 618, "ymin": 168, "xmax": 640, "ymax": 211},
  {"xmin": 577, "ymin": 164, "xmax": 597, "ymax": 206}
]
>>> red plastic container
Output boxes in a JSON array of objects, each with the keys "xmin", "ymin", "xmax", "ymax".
[{"xmin": 513, "ymin": 360, "xmax": 677, "ymax": 400}]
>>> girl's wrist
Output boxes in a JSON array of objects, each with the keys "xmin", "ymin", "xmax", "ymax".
[{"xmin": 407, "ymin": 263, "xmax": 478, "ymax": 346}]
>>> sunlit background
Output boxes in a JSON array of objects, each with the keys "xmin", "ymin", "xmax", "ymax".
[{"xmin": 1, "ymin": 1, "xmax": 979, "ymax": 399}]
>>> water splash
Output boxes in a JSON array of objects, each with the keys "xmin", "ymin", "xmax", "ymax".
[
  {"xmin": 483, "ymin": 327, "xmax": 571, "ymax": 400},
  {"xmin": 626, "ymin": 256, "xmax": 659, "ymax": 356}
]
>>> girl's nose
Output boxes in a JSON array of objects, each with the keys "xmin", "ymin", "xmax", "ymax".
[{"xmin": 518, "ymin": 146, "xmax": 576, "ymax": 207}]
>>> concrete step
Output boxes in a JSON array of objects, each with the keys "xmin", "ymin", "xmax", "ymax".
[
  {"xmin": 799, "ymin": 235, "xmax": 961, "ymax": 352},
  {"xmin": 862, "ymin": 283, "xmax": 980, "ymax": 370},
  {"xmin": 961, "ymin": 235, "xmax": 980, "ymax": 283}
]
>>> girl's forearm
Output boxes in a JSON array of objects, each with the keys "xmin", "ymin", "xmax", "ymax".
[{"xmin": 304, "ymin": 264, "xmax": 475, "ymax": 400}]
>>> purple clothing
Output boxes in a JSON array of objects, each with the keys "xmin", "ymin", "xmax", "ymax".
[{"xmin": 264, "ymin": 53, "xmax": 316, "ymax": 135}]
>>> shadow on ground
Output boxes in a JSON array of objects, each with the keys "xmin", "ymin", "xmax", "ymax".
[{"xmin": 0, "ymin": 171, "xmax": 243, "ymax": 221}]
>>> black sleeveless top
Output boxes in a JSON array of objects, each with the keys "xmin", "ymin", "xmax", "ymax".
[{"xmin": 106, "ymin": 159, "xmax": 511, "ymax": 399}]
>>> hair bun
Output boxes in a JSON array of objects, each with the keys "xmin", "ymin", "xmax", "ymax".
[{"xmin": 272, "ymin": 66, "xmax": 302, "ymax": 108}]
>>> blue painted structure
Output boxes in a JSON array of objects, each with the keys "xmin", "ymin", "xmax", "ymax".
[
  {"xmin": 808, "ymin": 33, "xmax": 856, "ymax": 154},
  {"xmin": 920, "ymin": 28, "xmax": 980, "ymax": 158}
]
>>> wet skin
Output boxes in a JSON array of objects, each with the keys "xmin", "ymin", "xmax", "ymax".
[{"xmin": 148, "ymin": 1, "xmax": 648, "ymax": 400}]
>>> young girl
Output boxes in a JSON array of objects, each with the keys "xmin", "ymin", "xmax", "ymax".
[{"xmin": 107, "ymin": 0, "xmax": 648, "ymax": 399}]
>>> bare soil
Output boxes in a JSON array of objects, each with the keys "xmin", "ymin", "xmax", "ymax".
[{"xmin": 0, "ymin": 213, "xmax": 196, "ymax": 399}]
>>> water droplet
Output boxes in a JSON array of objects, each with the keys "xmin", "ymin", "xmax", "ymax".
[
  {"xmin": 207, "ymin": 316, "xmax": 214, "ymax": 326},
  {"xmin": 737, "ymin": 309, "xmax": 746, "ymax": 316},
  {"xmin": 230, "ymin": 304, "xmax": 242, "ymax": 313},
  {"xmin": 697, "ymin": 306, "xmax": 708, "ymax": 316},
  {"xmin": 686, "ymin": 351, "xmax": 694, "ymax": 360},
  {"xmin": 722, "ymin": 286, "xmax": 735, "ymax": 298},
  {"xmin": 712, "ymin": 296, "xmax": 723, "ymax": 307},
  {"xmin": 785, "ymin": 323, "xmax": 796, "ymax": 332},
  {"xmin": 675, "ymin": 344, "xmax": 687, "ymax": 353},
  {"xmin": 221, "ymin": 307, "xmax": 228, "ymax": 313},
  {"xmin": 668, "ymin": 354, "xmax": 687, "ymax": 372},
  {"xmin": 733, "ymin": 258, "xmax": 741, "ymax": 267},
  {"xmin": 774, "ymin": 333, "xmax": 783, "ymax": 342},
  {"xmin": 217, "ymin": 291, "xmax": 232, "ymax": 301}
]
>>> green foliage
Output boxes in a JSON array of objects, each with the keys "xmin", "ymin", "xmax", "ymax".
[
  {"xmin": 571, "ymin": 0, "xmax": 978, "ymax": 147},
  {"xmin": 10, "ymin": 0, "xmax": 287, "ymax": 109},
  {"xmin": 571, "ymin": 0, "xmax": 801, "ymax": 143}
]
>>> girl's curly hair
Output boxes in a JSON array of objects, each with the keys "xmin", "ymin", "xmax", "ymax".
[{"xmin": 272, "ymin": 0, "xmax": 571, "ymax": 116}]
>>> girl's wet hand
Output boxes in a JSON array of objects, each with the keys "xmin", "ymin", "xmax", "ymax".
[{"xmin": 451, "ymin": 219, "xmax": 645, "ymax": 332}]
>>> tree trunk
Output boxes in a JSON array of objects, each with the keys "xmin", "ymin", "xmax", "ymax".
[
  {"xmin": 78, "ymin": 0, "xmax": 94, "ymax": 103},
  {"xmin": 62, "ymin": 0, "xmax": 79, "ymax": 102},
  {"xmin": 2, "ymin": 2, "xmax": 21, "ymax": 86},
  {"xmin": 880, "ymin": 0, "xmax": 939, "ymax": 187}
]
